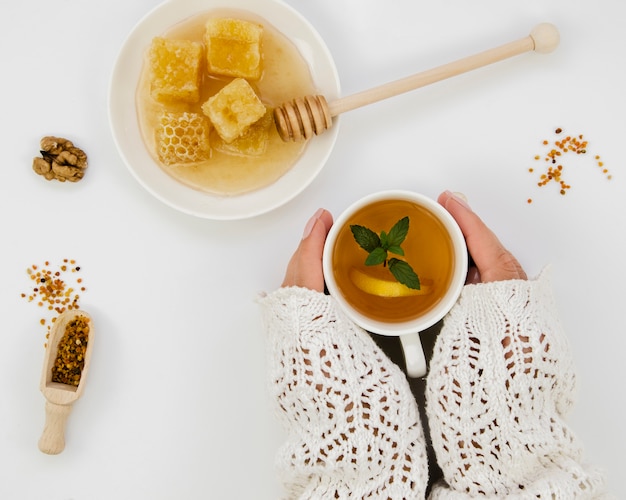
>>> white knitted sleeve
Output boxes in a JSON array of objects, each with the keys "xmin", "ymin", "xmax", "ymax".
[
  {"xmin": 425, "ymin": 268, "xmax": 608, "ymax": 499},
  {"xmin": 259, "ymin": 286, "xmax": 429, "ymax": 499}
]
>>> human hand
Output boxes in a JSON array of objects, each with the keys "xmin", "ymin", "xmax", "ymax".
[
  {"xmin": 282, "ymin": 208, "xmax": 334, "ymax": 292},
  {"xmin": 438, "ymin": 191, "xmax": 527, "ymax": 284}
]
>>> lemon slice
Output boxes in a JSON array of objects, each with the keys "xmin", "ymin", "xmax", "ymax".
[{"xmin": 349, "ymin": 268, "xmax": 433, "ymax": 297}]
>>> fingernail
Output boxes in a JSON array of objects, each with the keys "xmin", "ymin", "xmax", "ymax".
[
  {"xmin": 302, "ymin": 208, "xmax": 324, "ymax": 239},
  {"xmin": 446, "ymin": 190, "xmax": 472, "ymax": 211}
]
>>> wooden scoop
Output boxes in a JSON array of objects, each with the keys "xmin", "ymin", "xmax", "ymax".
[
  {"xmin": 39, "ymin": 309, "xmax": 94, "ymax": 454},
  {"xmin": 274, "ymin": 23, "xmax": 559, "ymax": 141}
]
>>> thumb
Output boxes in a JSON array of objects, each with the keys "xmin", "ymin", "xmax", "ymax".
[
  {"xmin": 282, "ymin": 209, "xmax": 333, "ymax": 291},
  {"xmin": 438, "ymin": 191, "xmax": 526, "ymax": 282}
]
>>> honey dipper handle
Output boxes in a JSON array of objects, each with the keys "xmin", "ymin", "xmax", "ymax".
[
  {"xmin": 39, "ymin": 401, "xmax": 72, "ymax": 455},
  {"xmin": 327, "ymin": 23, "xmax": 559, "ymax": 117}
]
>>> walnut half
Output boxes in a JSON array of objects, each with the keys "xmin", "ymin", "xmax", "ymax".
[{"xmin": 33, "ymin": 136, "xmax": 88, "ymax": 182}]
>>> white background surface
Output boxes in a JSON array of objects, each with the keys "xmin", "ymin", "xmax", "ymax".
[{"xmin": 1, "ymin": 0, "xmax": 624, "ymax": 498}]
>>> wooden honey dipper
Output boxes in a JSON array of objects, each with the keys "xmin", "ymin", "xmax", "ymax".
[{"xmin": 274, "ymin": 23, "xmax": 559, "ymax": 142}]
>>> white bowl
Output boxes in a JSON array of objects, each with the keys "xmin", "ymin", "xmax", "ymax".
[{"xmin": 108, "ymin": 0, "xmax": 340, "ymax": 220}]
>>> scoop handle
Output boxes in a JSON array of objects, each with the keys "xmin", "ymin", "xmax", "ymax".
[{"xmin": 39, "ymin": 401, "xmax": 72, "ymax": 454}]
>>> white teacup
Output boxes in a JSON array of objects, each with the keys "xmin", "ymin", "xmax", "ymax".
[{"xmin": 323, "ymin": 190, "xmax": 468, "ymax": 377}]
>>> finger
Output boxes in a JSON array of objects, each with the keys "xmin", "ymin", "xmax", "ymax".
[
  {"xmin": 282, "ymin": 209, "xmax": 333, "ymax": 291},
  {"xmin": 465, "ymin": 266, "xmax": 481, "ymax": 285},
  {"xmin": 438, "ymin": 191, "xmax": 526, "ymax": 282}
]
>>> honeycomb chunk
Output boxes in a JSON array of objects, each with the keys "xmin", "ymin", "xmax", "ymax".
[
  {"xmin": 205, "ymin": 18, "xmax": 263, "ymax": 79},
  {"xmin": 149, "ymin": 37, "xmax": 202, "ymax": 103},
  {"xmin": 202, "ymin": 78, "xmax": 266, "ymax": 143},
  {"xmin": 213, "ymin": 110, "xmax": 273, "ymax": 157},
  {"xmin": 155, "ymin": 112, "xmax": 211, "ymax": 165}
]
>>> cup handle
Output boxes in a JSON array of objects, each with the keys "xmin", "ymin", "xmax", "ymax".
[{"xmin": 399, "ymin": 332, "xmax": 427, "ymax": 378}]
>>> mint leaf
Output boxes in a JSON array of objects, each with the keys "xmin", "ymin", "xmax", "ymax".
[
  {"xmin": 387, "ymin": 245, "xmax": 404, "ymax": 256},
  {"xmin": 350, "ymin": 225, "xmax": 380, "ymax": 252},
  {"xmin": 380, "ymin": 230, "xmax": 389, "ymax": 248},
  {"xmin": 365, "ymin": 247, "xmax": 387, "ymax": 266},
  {"xmin": 389, "ymin": 258, "xmax": 420, "ymax": 290},
  {"xmin": 387, "ymin": 216, "xmax": 409, "ymax": 247},
  {"xmin": 351, "ymin": 216, "xmax": 420, "ymax": 289}
]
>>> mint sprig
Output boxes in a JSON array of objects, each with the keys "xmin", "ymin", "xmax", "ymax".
[{"xmin": 350, "ymin": 216, "xmax": 420, "ymax": 290}]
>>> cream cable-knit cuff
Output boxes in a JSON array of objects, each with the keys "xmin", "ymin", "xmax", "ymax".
[
  {"xmin": 426, "ymin": 268, "xmax": 609, "ymax": 498},
  {"xmin": 260, "ymin": 287, "xmax": 429, "ymax": 499},
  {"xmin": 259, "ymin": 269, "xmax": 609, "ymax": 499}
]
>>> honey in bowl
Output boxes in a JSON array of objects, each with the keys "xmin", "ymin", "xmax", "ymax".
[
  {"xmin": 329, "ymin": 198, "xmax": 455, "ymax": 324},
  {"xmin": 135, "ymin": 9, "xmax": 317, "ymax": 196}
]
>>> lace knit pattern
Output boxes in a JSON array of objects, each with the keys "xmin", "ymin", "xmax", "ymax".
[
  {"xmin": 260, "ymin": 287, "xmax": 429, "ymax": 499},
  {"xmin": 260, "ymin": 270, "xmax": 609, "ymax": 499},
  {"xmin": 426, "ymin": 270, "xmax": 608, "ymax": 499}
]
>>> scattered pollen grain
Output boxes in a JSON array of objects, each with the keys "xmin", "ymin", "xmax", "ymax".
[
  {"xmin": 529, "ymin": 127, "xmax": 611, "ymax": 202},
  {"xmin": 21, "ymin": 260, "xmax": 86, "ymax": 347}
]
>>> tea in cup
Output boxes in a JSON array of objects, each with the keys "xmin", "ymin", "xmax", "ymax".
[{"xmin": 322, "ymin": 190, "xmax": 468, "ymax": 377}]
